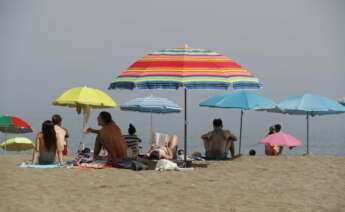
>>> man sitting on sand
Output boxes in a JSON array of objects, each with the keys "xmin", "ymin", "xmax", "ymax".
[
  {"xmin": 84, "ymin": 111, "xmax": 128, "ymax": 165},
  {"xmin": 201, "ymin": 118, "xmax": 237, "ymax": 160},
  {"xmin": 145, "ymin": 134, "xmax": 179, "ymax": 160}
]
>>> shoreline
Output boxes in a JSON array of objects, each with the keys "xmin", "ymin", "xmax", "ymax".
[{"xmin": 1, "ymin": 155, "xmax": 344, "ymax": 212}]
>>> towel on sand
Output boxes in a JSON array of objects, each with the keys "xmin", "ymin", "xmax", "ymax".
[{"xmin": 20, "ymin": 162, "xmax": 73, "ymax": 168}]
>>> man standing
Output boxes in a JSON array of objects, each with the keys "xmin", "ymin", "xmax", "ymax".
[
  {"xmin": 201, "ymin": 119, "xmax": 237, "ymax": 160},
  {"xmin": 84, "ymin": 111, "xmax": 127, "ymax": 164}
]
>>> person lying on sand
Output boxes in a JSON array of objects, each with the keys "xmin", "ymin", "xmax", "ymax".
[
  {"xmin": 201, "ymin": 118, "xmax": 237, "ymax": 160},
  {"xmin": 84, "ymin": 111, "xmax": 127, "ymax": 165},
  {"xmin": 145, "ymin": 135, "xmax": 179, "ymax": 160},
  {"xmin": 32, "ymin": 120, "xmax": 64, "ymax": 165}
]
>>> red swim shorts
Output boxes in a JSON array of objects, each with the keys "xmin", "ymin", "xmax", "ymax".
[{"xmin": 63, "ymin": 144, "xmax": 68, "ymax": 155}]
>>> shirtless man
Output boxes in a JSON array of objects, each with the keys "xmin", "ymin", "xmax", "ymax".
[
  {"xmin": 84, "ymin": 111, "xmax": 127, "ymax": 164},
  {"xmin": 201, "ymin": 119, "xmax": 237, "ymax": 160}
]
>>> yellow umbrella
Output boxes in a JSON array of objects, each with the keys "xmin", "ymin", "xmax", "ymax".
[
  {"xmin": 0, "ymin": 137, "xmax": 34, "ymax": 151},
  {"xmin": 52, "ymin": 86, "xmax": 117, "ymax": 128}
]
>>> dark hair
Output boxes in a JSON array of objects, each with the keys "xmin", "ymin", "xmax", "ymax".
[
  {"xmin": 268, "ymin": 126, "xmax": 275, "ymax": 135},
  {"xmin": 249, "ymin": 149, "xmax": 256, "ymax": 156},
  {"xmin": 213, "ymin": 119, "xmax": 223, "ymax": 127},
  {"xmin": 275, "ymin": 124, "xmax": 282, "ymax": 132},
  {"xmin": 149, "ymin": 151, "xmax": 160, "ymax": 160},
  {"xmin": 42, "ymin": 120, "xmax": 57, "ymax": 151},
  {"xmin": 177, "ymin": 149, "xmax": 184, "ymax": 155},
  {"xmin": 99, "ymin": 111, "xmax": 113, "ymax": 124},
  {"xmin": 128, "ymin": 124, "xmax": 136, "ymax": 135},
  {"xmin": 52, "ymin": 114, "xmax": 62, "ymax": 125}
]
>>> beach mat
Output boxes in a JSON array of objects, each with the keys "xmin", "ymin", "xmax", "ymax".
[{"xmin": 20, "ymin": 162, "xmax": 73, "ymax": 168}]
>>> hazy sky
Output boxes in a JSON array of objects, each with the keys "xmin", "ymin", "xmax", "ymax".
[{"xmin": 1, "ymin": 0, "xmax": 344, "ymax": 155}]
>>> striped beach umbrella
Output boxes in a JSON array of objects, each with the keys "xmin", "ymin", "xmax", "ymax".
[
  {"xmin": 109, "ymin": 45, "xmax": 262, "ymax": 163},
  {"xmin": 120, "ymin": 95, "xmax": 181, "ymax": 132},
  {"xmin": 0, "ymin": 116, "xmax": 33, "ymax": 134}
]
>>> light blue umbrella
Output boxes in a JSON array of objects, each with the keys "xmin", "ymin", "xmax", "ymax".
[
  {"xmin": 120, "ymin": 95, "xmax": 181, "ymax": 131},
  {"xmin": 276, "ymin": 93, "xmax": 345, "ymax": 154},
  {"xmin": 200, "ymin": 90, "xmax": 277, "ymax": 154}
]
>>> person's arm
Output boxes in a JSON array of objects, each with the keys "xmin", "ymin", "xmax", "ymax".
[
  {"xmin": 161, "ymin": 144, "xmax": 173, "ymax": 160},
  {"xmin": 93, "ymin": 135, "xmax": 103, "ymax": 160},
  {"xmin": 31, "ymin": 133, "xmax": 40, "ymax": 164},
  {"xmin": 56, "ymin": 149, "xmax": 64, "ymax": 165},
  {"xmin": 84, "ymin": 128, "xmax": 100, "ymax": 135},
  {"xmin": 227, "ymin": 131, "xmax": 237, "ymax": 142},
  {"xmin": 278, "ymin": 146, "xmax": 284, "ymax": 155}
]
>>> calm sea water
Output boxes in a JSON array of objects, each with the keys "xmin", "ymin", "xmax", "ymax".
[{"xmin": 2, "ymin": 103, "xmax": 345, "ymax": 156}]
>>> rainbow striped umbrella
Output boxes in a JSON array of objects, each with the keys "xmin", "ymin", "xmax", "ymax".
[{"xmin": 109, "ymin": 45, "xmax": 262, "ymax": 163}]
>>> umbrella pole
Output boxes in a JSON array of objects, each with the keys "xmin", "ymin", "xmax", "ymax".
[
  {"xmin": 184, "ymin": 88, "xmax": 188, "ymax": 166},
  {"xmin": 150, "ymin": 113, "xmax": 153, "ymax": 132},
  {"xmin": 307, "ymin": 113, "xmax": 309, "ymax": 154},
  {"xmin": 239, "ymin": 110, "xmax": 243, "ymax": 156}
]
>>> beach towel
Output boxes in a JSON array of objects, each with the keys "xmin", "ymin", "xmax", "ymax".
[{"xmin": 20, "ymin": 162, "xmax": 74, "ymax": 168}]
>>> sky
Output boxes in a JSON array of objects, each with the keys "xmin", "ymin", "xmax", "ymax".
[{"xmin": 1, "ymin": 0, "xmax": 344, "ymax": 155}]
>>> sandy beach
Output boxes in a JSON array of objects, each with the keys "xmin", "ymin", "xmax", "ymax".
[{"xmin": 0, "ymin": 155, "xmax": 344, "ymax": 212}]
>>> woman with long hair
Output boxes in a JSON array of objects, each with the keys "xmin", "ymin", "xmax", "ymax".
[{"xmin": 31, "ymin": 120, "xmax": 64, "ymax": 165}]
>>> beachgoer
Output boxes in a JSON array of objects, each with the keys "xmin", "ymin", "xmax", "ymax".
[
  {"xmin": 31, "ymin": 120, "xmax": 64, "ymax": 165},
  {"xmin": 249, "ymin": 149, "xmax": 256, "ymax": 156},
  {"xmin": 201, "ymin": 118, "xmax": 237, "ymax": 160},
  {"xmin": 265, "ymin": 125, "xmax": 278, "ymax": 156},
  {"xmin": 274, "ymin": 124, "xmax": 284, "ymax": 155},
  {"xmin": 84, "ymin": 111, "xmax": 128, "ymax": 165},
  {"xmin": 52, "ymin": 114, "xmax": 69, "ymax": 156},
  {"xmin": 145, "ymin": 135, "xmax": 179, "ymax": 160},
  {"xmin": 123, "ymin": 123, "xmax": 142, "ymax": 158}
]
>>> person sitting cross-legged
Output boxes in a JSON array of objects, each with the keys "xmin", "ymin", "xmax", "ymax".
[{"xmin": 201, "ymin": 118, "xmax": 237, "ymax": 160}]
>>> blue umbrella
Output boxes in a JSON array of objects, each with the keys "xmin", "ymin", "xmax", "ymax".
[
  {"xmin": 276, "ymin": 93, "xmax": 345, "ymax": 154},
  {"xmin": 120, "ymin": 95, "xmax": 181, "ymax": 131},
  {"xmin": 200, "ymin": 90, "xmax": 277, "ymax": 155}
]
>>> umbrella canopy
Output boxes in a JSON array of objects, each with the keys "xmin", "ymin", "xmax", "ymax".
[
  {"xmin": 0, "ymin": 137, "xmax": 34, "ymax": 151},
  {"xmin": 53, "ymin": 86, "xmax": 117, "ymax": 109},
  {"xmin": 120, "ymin": 95, "xmax": 181, "ymax": 132},
  {"xmin": 0, "ymin": 116, "xmax": 33, "ymax": 134},
  {"xmin": 200, "ymin": 91, "xmax": 277, "ymax": 154},
  {"xmin": 259, "ymin": 132, "xmax": 302, "ymax": 147},
  {"xmin": 109, "ymin": 45, "xmax": 262, "ymax": 164},
  {"xmin": 109, "ymin": 45, "xmax": 261, "ymax": 90},
  {"xmin": 273, "ymin": 93, "xmax": 345, "ymax": 154},
  {"xmin": 277, "ymin": 93, "xmax": 345, "ymax": 116},
  {"xmin": 53, "ymin": 86, "xmax": 117, "ymax": 128},
  {"xmin": 120, "ymin": 95, "xmax": 181, "ymax": 113}
]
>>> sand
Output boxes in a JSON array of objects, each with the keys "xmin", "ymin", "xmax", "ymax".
[{"xmin": 0, "ymin": 155, "xmax": 344, "ymax": 212}]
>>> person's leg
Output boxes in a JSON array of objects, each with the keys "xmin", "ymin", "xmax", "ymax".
[
  {"xmin": 168, "ymin": 135, "xmax": 179, "ymax": 157},
  {"xmin": 229, "ymin": 141, "xmax": 235, "ymax": 158},
  {"xmin": 93, "ymin": 135, "xmax": 103, "ymax": 160}
]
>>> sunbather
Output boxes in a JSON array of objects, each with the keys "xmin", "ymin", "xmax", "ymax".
[
  {"xmin": 145, "ymin": 135, "xmax": 179, "ymax": 160},
  {"xmin": 201, "ymin": 118, "xmax": 237, "ymax": 160},
  {"xmin": 31, "ymin": 120, "xmax": 64, "ymax": 165},
  {"xmin": 84, "ymin": 111, "xmax": 128, "ymax": 165}
]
